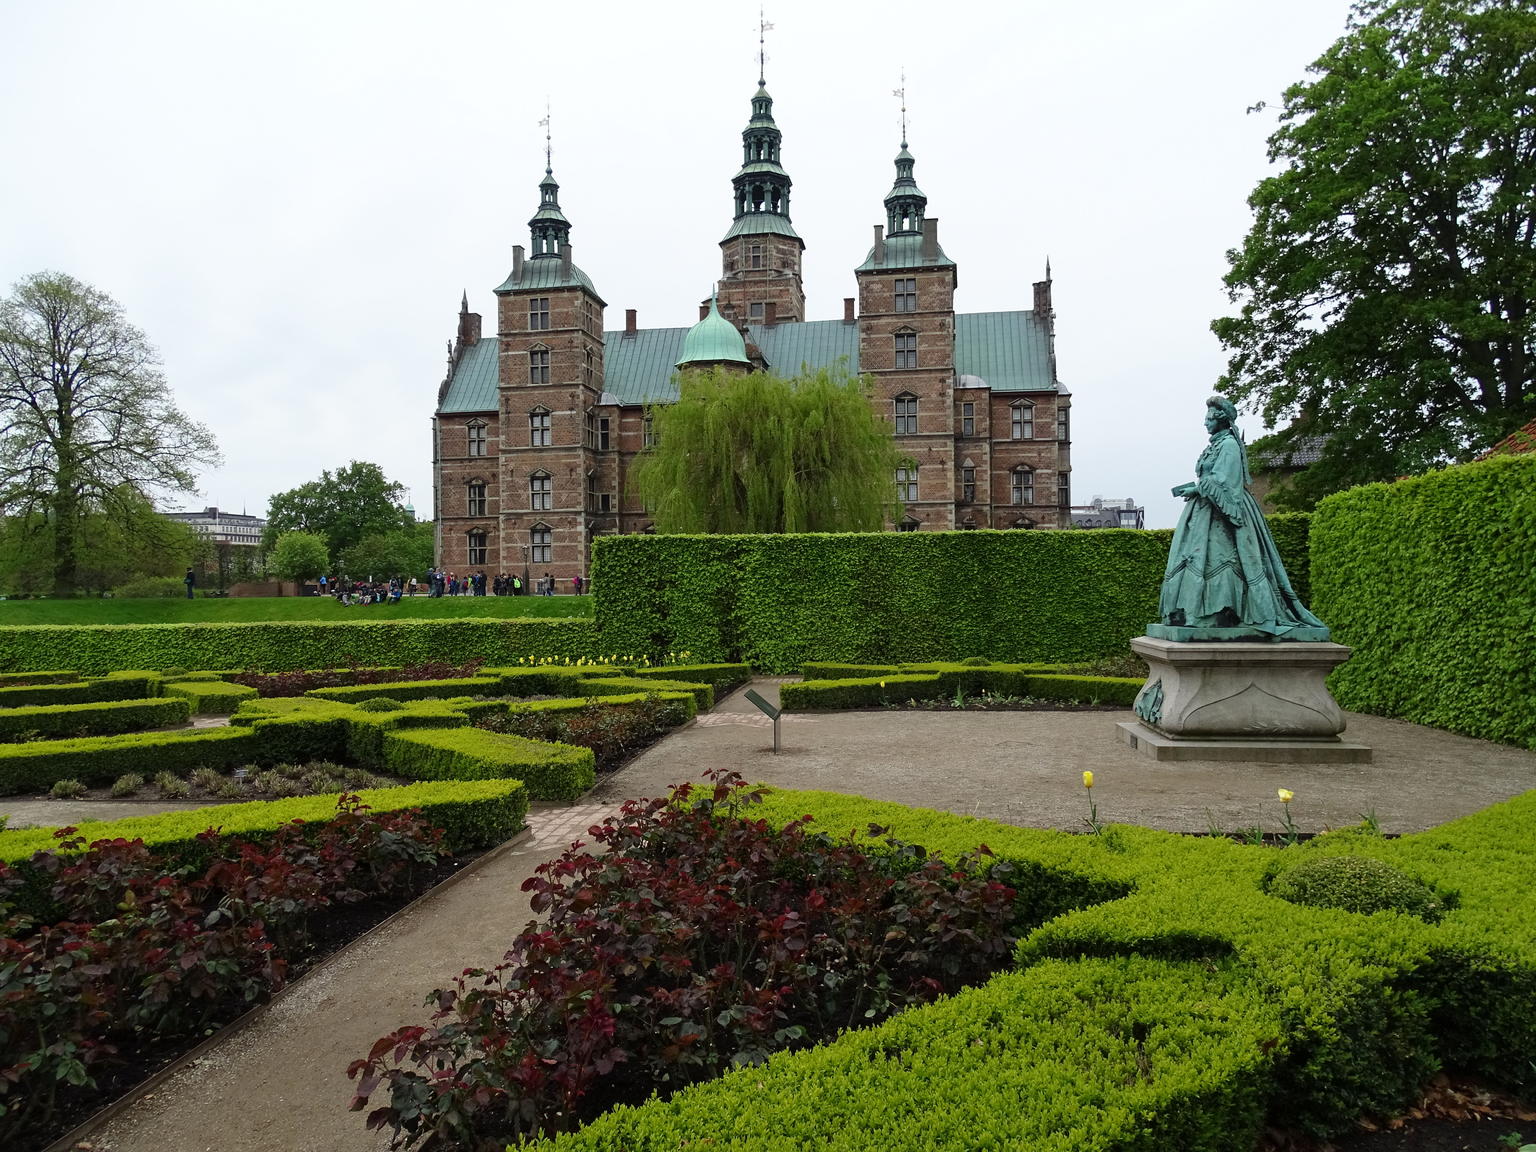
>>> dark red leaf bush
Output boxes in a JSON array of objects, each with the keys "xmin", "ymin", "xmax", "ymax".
[
  {"xmin": 348, "ymin": 771, "xmax": 1028, "ymax": 1149},
  {"xmin": 230, "ymin": 658, "xmax": 486, "ymax": 697}
]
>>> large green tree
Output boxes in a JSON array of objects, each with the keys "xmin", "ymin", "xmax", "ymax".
[
  {"xmin": 0, "ymin": 272, "xmax": 221, "ymax": 592},
  {"xmin": 1213, "ymin": 0, "xmax": 1536, "ymax": 507},
  {"xmin": 631, "ymin": 365, "xmax": 901, "ymax": 533},
  {"xmin": 262, "ymin": 461, "xmax": 414, "ymax": 562},
  {"xmin": 338, "ymin": 520, "xmax": 434, "ymax": 580},
  {"xmin": 269, "ymin": 530, "xmax": 330, "ymax": 584},
  {"xmin": 0, "ymin": 489, "xmax": 203, "ymax": 595}
]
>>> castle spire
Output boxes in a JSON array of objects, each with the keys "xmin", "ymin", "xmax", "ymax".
[
  {"xmin": 527, "ymin": 105, "xmax": 570, "ymax": 258},
  {"xmin": 884, "ymin": 74, "xmax": 927, "ymax": 237},
  {"xmin": 722, "ymin": 35, "xmax": 799, "ymax": 243}
]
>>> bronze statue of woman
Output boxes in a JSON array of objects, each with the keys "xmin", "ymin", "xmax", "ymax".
[{"xmin": 1155, "ymin": 395, "xmax": 1329, "ymax": 641}]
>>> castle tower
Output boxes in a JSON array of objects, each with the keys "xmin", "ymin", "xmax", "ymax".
[
  {"xmin": 855, "ymin": 133, "xmax": 958, "ymax": 529},
  {"xmin": 490, "ymin": 162, "xmax": 609, "ymax": 578},
  {"xmin": 716, "ymin": 74, "xmax": 805, "ymax": 325}
]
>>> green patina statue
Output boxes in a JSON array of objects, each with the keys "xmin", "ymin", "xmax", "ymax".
[{"xmin": 1151, "ymin": 395, "xmax": 1329, "ymax": 642}]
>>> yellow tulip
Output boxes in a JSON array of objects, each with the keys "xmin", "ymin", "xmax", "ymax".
[
  {"xmin": 1278, "ymin": 788, "xmax": 1294, "ymax": 804},
  {"xmin": 1083, "ymin": 771, "xmax": 1094, "ymax": 790}
]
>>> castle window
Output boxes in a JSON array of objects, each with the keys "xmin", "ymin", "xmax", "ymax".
[
  {"xmin": 961, "ymin": 402, "xmax": 975, "ymax": 438},
  {"xmin": 1011, "ymin": 517, "xmax": 1036, "ymax": 530},
  {"xmin": 898, "ymin": 517, "xmax": 920, "ymax": 532},
  {"xmin": 894, "ymin": 330, "xmax": 917, "ymax": 370},
  {"xmin": 1057, "ymin": 407, "xmax": 1070, "ymax": 442},
  {"xmin": 598, "ymin": 416, "xmax": 611, "ymax": 451},
  {"xmin": 466, "ymin": 421, "xmax": 486, "ymax": 457},
  {"xmin": 643, "ymin": 414, "xmax": 657, "ymax": 448},
  {"xmin": 466, "ymin": 481, "xmax": 486, "ymax": 517},
  {"xmin": 1011, "ymin": 401, "xmax": 1034, "ymax": 440},
  {"xmin": 586, "ymin": 470, "xmax": 599, "ymax": 510},
  {"xmin": 529, "ymin": 298, "xmax": 549, "ymax": 330},
  {"xmin": 583, "ymin": 347, "xmax": 594, "ymax": 385},
  {"xmin": 530, "ymin": 523, "xmax": 552, "ymax": 563},
  {"xmin": 467, "ymin": 530, "xmax": 488, "ymax": 566},
  {"xmin": 896, "ymin": 463, "xmax": 918, "ymax": 503},
  {"xmin": 585, "ymin": 409, "xmax": 597, "ymax": 449},
  {"xmin": 529, "ymin": 407, "xmax": 551, "ymax": 446},
  {"xmin": 1012, "ymin": 467, "xmax": 1034, "ymax": 506},
  {"xmin": 961, "ymin": 466, "xmax": 976, "ymax": 504},
  {"xmin": 894, "ymin": 278, "xmax": 916, "ymax": 313},
  {"xmin": 894, "ymin": 393, "xmax": 918, "ymax": 435},
  {"xmin": 749, "ymin": 302, "xmax": 764, "ymax": 320},
  {"xmin": 1058, "ymin": 472, "xmax": 1071, "ymax": 507},
  {"xmin": 529, "ymin": 347, "xmax": 550, "ymax": 385},
  {"xmin": 749, "ymin": 243, "xmax": 763, "ymax": 268},
  {"xmin": 530, "ymin": 471, "xmax": 552, "ymax": 511}
]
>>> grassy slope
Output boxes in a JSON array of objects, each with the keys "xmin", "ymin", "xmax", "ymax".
[{"xmin": 0, "ymin": 596, "xmax": 595, "ymax": 625}]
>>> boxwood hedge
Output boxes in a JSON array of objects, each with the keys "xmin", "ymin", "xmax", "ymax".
[
  {"xmin": 1311, "ymin": 454, "xmax": 1536, "ymax": 748},
  {"xmin": 781, "ymin": 664, "xmax": 1142, "ymax": 710},
  {"xmin": 162, "ymin": 679, "xmax": 259, "ymax": 714},
  {"xmin": 0, "ymin": 726, "xmax": 260, "ymax": 793},
  {"xmin": 0, "ymin": 696, "xmax": 190, "ymax": 742},
  {"xmin": 0, "ymin": 675, "xmax": 161, "ymax": 707}
]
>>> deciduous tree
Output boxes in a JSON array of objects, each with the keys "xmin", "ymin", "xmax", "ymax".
[
  {"xmin": 269, "ymin": 530, "xmax": 329, "ymax": 584},
  {"xmin": 1213, "ymin": 0, "xmax": 1536, "ymax": 507},
  {"xmin": 262, "ymin": 461, "xmax": 413, "ymax": 562},
  {"xmin": 0, "ymin": 272, "xmax": 220, "ymax": 592},
  {"xmin": 631, "ymin": 366, "xmax": 900, "ymax": 533}
]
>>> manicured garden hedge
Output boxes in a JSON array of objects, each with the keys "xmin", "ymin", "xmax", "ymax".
[
  {"xmin": 526, "ymin": 787, "xmax": 1536, "ymax": 1150},
  {"xmin": 0, "ymin": 726, "xmax": 260, "ymax": 792},
  {"xmin": 1311, "ymin": 454, "xmax": 1536, "ymax": 749},
  {"xmin": 782, "ymin": 663, "xmax": 1143, "ymax": 710},
  {"xmin": 381, "ymin": 728, "xmax": 595, "ymax": 802},
  {"xmin": 578, "ymin": 675, "xmax": 715, "ymax": 711},
  {"xmin": 0, "ymin": 675, "xmax": 160, "ymax": 707},
  {"xmin": 307, "ymin": 676, "xmax": 504, "ymax": 704},
  {"xmin": 593, "ymin": 530, "xmax": 1175, "ymax": 672},
  {"xmin": 0, "ymin": 618, "xmax": 601, "ymax": 674},
  {"xmin": 0, "ymin": 697, "xmax": 190, "ymax": 742},
  {"xmin": 162, "ymin": 679, "xmax": 259, "ymax": 714}
]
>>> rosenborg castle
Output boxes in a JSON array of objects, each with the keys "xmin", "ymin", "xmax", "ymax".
[{"xmin": 432, "ymin": 75, "xmax": 1070, "ymax": 580}]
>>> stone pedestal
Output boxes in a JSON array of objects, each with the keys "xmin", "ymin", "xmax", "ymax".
[{"xmin": 1118, "ymin": 635, "xmax": 1371, "ymax": 763}]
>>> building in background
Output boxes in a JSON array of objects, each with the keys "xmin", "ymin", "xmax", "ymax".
[
  {"xmin": 1070, "ymin": 496, "xmax": 1144, "ymax": 530},
  {"xmin": 434, "ymin": 73, "xmax": 1070, "ymax": 580},
  {"xmin": 163, "ymin": 506, "xmax": 267, "ymax": 590}
]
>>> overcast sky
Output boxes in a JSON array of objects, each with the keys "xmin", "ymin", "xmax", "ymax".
[{"xmin": 1, "ymin": 0, "xmax": 1358, "ymax": 529}]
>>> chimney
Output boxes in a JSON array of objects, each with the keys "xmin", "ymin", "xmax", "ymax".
[
  {"xmin": 764, "ymin": 301, "xmax": 777, "ymax": 326},
  {"xmin": 1033, "ymin": 278, "xmax": 1053, "ymax": 316},
  {"xmin": 921, "ymin": 218, "xmax": 938, "ymax": 262},
  {"xmin": 511, "ymin": 245, "xmax": 524, "ymax": 284},
  {"xmin": 458, "ymin": 308, "xmax": 482, "ymax": 346},
  {"xmin": 559, "ymin": 242, "xmax": 572, "ymax": 278},
  {"xmin": 699, "ymin": 302, "xmax": 710, "ymax": 321},
  {"xmin": 624, "ymin": 308, "xmax": 637, "ymax": 336},
  {"xmin": 843, "ymin": 297, "xmax": 856, "ymax": 323},
  {"xmin": 872, "ymin": 225, "xmax": 885, "ymax": 265}
]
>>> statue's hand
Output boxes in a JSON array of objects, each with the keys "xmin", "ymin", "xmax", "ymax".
[{"xmin": 1171, "ymin": 482, "xmax": 1196, "ymax": 499}]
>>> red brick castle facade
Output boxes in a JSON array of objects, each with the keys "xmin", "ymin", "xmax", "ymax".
[{"xmin": 433, "ymin": 78, "xmax": 1070, "ymax": 581}]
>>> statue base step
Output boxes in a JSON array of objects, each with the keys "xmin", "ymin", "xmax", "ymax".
[{"xmin": 1116, "ymin": 720, "xmax": 1373, "ymax": 763}]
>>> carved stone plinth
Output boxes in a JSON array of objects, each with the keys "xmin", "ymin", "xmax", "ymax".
[{"xmin": 1118, "ymin": 635, "xmax": 1372, "ymax": 763}]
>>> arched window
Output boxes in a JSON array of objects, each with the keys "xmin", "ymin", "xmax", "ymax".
[
  {"xmin": 530, "ymin": 522, "xmax": 552, "ymax": 563},
  {"xmin": 1011, "ymin": 401, "xmax": 1034, "ymax": 440},
  {"xmin": 466, "ymin": 480, "xmax": 486, "ymax": 517},
  {"xmin": 529, "ymin": 406, "xmax": 551, "ymax": 446},
  {"xmin": 467, "ymin": 530, "xmax": 488, "ymax": 566},
  {"xmin": 893, "ymin": 392, "xmax": 918, "ymax": 435},
  {"xmin": 1011, "ymin": 467, "xmax": 1034, "ymax": 506},
  {"xmin": 466, "ymin": 420, "xmax": 487, "ymax": 457},
  {"xmin": 529, "ymin": 470, "xmax": 552, "ymax": 511}
]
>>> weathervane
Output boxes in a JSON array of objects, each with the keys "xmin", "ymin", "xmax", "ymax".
[
  {"xmin": 539, "ymin": 99, "xmax": 552, "ymax": 173},
  {"xmin": 893, "ymin": 70, "xmax": 908, "ymax": 147},
  {"xmin": 758, "ymin": 7, "xmax": 774, "ymax": 86}
]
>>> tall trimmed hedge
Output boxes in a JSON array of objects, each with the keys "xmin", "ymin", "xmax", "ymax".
[
  {"xmin": 0, "ymin": 618, "xmax": 600, "ymax": 675},
  {"xmin": 1311, "ymin": 454, "xmax": 1536, "ymax": 749},
  {"xmin": 594, "ymin": 530, "xmax": 1175, "ymax": 672}
]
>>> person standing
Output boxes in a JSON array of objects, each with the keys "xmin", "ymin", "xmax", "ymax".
[{"xmin": 184, "ymin": 567, "xmax": 196, "ymax": 599}]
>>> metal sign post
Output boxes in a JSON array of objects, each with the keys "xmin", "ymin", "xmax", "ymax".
[{"xmin": 742, "ymin": 688, "xmax": 782, "ymax": 754}]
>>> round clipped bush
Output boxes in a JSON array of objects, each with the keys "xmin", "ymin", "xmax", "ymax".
[
  {"xmin": 50, "ymin": 778, "xmax": 87, "ymax": 799},
  {"xmin": 356, "ymin": 697, "xmax": 405, "ymax": 712},
  {"xmin": 1270, "ymin": 855, "xmax": 1444, "ymax": 922},
  {"xmin": 960, "ymin": 656, "xmax": 993, "ymax": 666}
]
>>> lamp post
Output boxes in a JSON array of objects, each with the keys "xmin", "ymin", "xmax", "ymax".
[{"xmin": 520, "ymin": 543, "xmax": 530, "ymax": 594}]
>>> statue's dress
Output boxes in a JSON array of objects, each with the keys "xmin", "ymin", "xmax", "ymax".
[{"xmin": 1158, "ymin": 429, "xmax": 1324, "ymax": 636}]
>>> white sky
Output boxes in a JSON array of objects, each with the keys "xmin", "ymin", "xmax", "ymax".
[{"xmin": 0, "ymin": 0, "xmax": 1355, "ymax": 530}]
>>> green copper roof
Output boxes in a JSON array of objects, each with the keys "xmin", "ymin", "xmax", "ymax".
[
  {"xmin": 494, "ymin": 256, "xmax": 604, "ymax": 301},
  {"xmin": 676, "ymin": 297, "xmax": 750, "ymax": 368},
  {"xmin": 437, "ymin": 308, "xmax": 1053, "ymax": 415},
  {"xmin": 721, "ymin": 213, "xmax": 803, "ymax": 242},
  {"xmin": 855, "ymin": 232, "xmax": 956, "ymax": 272}
]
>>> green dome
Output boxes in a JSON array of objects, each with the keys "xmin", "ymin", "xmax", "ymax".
[{"xmin": 676, "ymin": 296, "xmax": 750, "ymax": 369}]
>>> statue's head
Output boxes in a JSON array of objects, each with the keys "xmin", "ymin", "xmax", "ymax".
[{"xmin": 1205, "ymin": 394, "xmax": 1238, "ymax": 431}]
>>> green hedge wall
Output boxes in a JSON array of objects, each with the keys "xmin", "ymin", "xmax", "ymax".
[
  {"xmin": 0, "ymin": 726, "xmax": 260, "ymax": 792},
  {"xmin": 779, "ymin": 668, "xmax": 1143, "ymax": 711},
  {"xmin": 0, "ymin": 676, "xmax": 161, "ymax": 707},
  {"xmin": 381, "ymin": 728, "xmax": 595, "ymax": 802},
  {"xmin": 593, "ymin": 530, "xmax": 1175, "ymax": 672},
  {"xmin": 0, "ymin": 697, "xmax": 190, "ymax": 742},
  {"xmin": 162, "ymin": 680, "xmax": 259, "ymax": 714},
  {"xmin": 0, "ymin": 618, "xmax": 601, "ymax": 675},
  {"xmin": 1266, "ymin": 512, "xmax": 1313, "ymax": 606},
  {"xmin": 1311, "ymin": 455, "xmax": 1536, "ymax": 749},
  {"xmin": 528, "ymin": 787, "xmax": 1536, "ymax": 1150}
]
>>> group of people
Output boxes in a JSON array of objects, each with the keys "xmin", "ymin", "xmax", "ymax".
[
  {"xmin": 418, "ymin": 569, "xmax": 591, "ymax": 597},
  {"xmin": 318, "ymin": 575, "xmax": 406, "ymax": 605}
]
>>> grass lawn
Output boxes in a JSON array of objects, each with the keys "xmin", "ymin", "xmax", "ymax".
[{"xmin": 0, "ymin": 595, "xmax": 594, "ymax": 625}]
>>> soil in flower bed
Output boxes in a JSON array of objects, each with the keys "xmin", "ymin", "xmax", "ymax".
[
  {"xmin": 19, "ymin": 845, "xmax": 490, "ymax": 1152},
  {"xmin": 1264, "ymin": 1078, "xmax": 1536, "ymax": 1152}
]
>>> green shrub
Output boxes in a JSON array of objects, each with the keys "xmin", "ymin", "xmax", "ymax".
[
  {"xmin": 380, "ymin": 727, "xmax": 595, "ymax": 802},
  {"xmin": 0, "ymin": 726, "xmax": 260, "ymax": 794},
  {"xmin": 111, "ymin": 575, "xmax": 187, "ymax": 598},
  {"xmin": 779, "ymin": 673, "xmax": 945, "ymax": 710},
  {"xmin": 49, "ymin": 778, "xmax": 86, "ymax": 799},
  {"xmin": 1311, "ymin": 454, "xmax": 1536, "ymax": 748},
  {"xmin": 0, "ymin": 697, "xmax": 191, "ymax": 742},
  {"xmin": 0, "ymin": 618, "xmax": 601, "ymax": 675},
  {"xmin": 188, "ymin": 766, "xmax": 226, "ymax": 793},
  {"xmin": 576, "ymin": 676, "xmax": 714, "ymax": 711},
  {"xmin": 0, "ymin": 671, "xmax": 77, "ymax": 685},
  {"xmin": 162, "ymin": 679, "xmax": 259, "ymax": 714},
  {"xmin": 1021, "ymin": 673, "xmax": 1142, "ymax": 706},
  {"xmin": 154, "ymin": 770, "xmax": 190, "ymax": 799},
  {"xmin": 355, "ymin": 697, "xmax": 405, "ymax": 712},
  {"xmin": 625, "ymin": 662, "xmax": 752, "ymax": 694},
  {"xmin": 306, "ymin": 677, "xmax": 503, "ymax": 704},
  {"xmin": 960, "ymin": 655, "xmax": 993, "ymax": 666},
  {"xmin": 1265, "ymin": 512, "xmax": 1313, "ymax": 607},
  {"xmin": 109, "ymin": 772, "xmax": 144, "ymax": 798},
  {"xmin": 0, "ymin": 676, "xmax": 160, "ymax": 708},
  {"xmin": 1269, "ymin": 856, "xmax": 1445, "ymax": 923}
]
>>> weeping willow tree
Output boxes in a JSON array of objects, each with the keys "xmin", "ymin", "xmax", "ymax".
[{"xmin": 631, "ymin": 364, "xmax": 902, "ymax": 533}]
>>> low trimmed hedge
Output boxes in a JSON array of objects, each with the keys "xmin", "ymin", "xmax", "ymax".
[
  {"xmin": 306, "ymin": 677, "xmax": 503, "ymax": 704},
  {"xmin": 0, "ymin": 779, "xmax": 529, "ymax": 899},
  {"xmin": 0, "ymin": 670, "xmax": 77, "ymax": 685},
  {"xmin": 578, "ymin": 676, "xmax": 714, "ymax": 711},
  {"xmin": 779, "ymin": 674, "xmax": 945, "ymax": 710},
  {"xmin": 0, "ymin": 726, "xmax": 260, "ymax": 793},
  {"xmin": 626, "ymin": 663, "xmax": 751, "ymax": 694},
  {"xmin": 0, "ymin": 675, "xmax": 161, "ymax": 708},
  {"xmin": 782, "ymin": 665, "xmax": 1142, "ymax": 710},
  {"xmin": 504, "ymin": 691, "xmax": 698, "ymax": 723},
  {"xmin": 524, "ymin": 788, "xmax": 1536, "ymax": 1150},
  {"xmin": 1022, "ymin": 673, "xmax": 1142, "ymax": 706},
  {"xmin": 163, "ymin": 679, "xmax": 259, "ymax": 714},
  {"xmin": 0, "ymin": 697, "xmax": 191, "ymax": 742},
  {"xmin": 381, "ymin": 728, "xmax": 595, "ymax": 802},
  {"xmin": 483, "ymin": 666, "xmax": 624, "ymax": 696}
]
